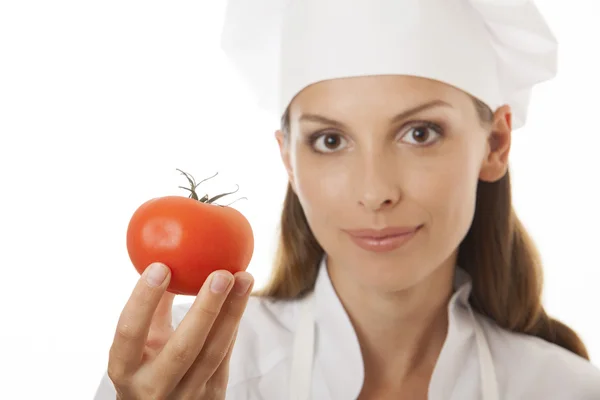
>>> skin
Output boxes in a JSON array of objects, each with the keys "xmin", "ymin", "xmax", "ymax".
[
  {"xmin": 276, "ymin": 75, "xmax": 512, "ymax": 399},
  {"xmin": 108, "ymin": 263, "xmax": 254, "ymax": 399}
]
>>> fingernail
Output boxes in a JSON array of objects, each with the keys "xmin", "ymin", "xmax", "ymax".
[
  {"xmin": 145, "ymin": 263, "xmax": 167, "ymax": 287},
  {"xmin": 233, "ymin": 276, "xmax": 253, "ymax": 296},
  {"xmin": 210, "ymin": 273, "xmax": 232, "ymax": 293}
]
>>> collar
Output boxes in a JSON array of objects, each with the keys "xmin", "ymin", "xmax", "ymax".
[{"xmin": 312, "ymin": 255, "xmax": 476, "ymax": 399}]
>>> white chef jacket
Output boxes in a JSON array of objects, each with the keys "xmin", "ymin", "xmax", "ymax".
[{"xmin": 94, "ymin": 257, "xmax": 600, "ymax": 399}]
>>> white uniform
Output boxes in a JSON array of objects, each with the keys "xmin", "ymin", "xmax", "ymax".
[{"xmin": 94, "ymin": 257, "xmax": 600, "ymax": 399}]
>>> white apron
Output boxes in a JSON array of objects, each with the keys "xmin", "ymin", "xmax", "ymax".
[{"xmin": 288, "ymin": 291, "xmax": 499, "ymax": 400}]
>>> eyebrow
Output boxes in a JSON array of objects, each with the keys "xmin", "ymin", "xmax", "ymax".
[{"xmin": 298, "ymin": 100, "xmax": 453, "ymax": 128}]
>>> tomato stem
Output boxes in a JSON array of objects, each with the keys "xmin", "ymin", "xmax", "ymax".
[
  {"xmin": 222, "ymin": 196, "xmax": 248, "ymax": 207},
  {"xmin": 177, "ymin": 168, "xmax": 248, "ymax": 207}
]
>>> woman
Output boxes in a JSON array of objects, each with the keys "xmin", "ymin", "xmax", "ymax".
[{"xmin": 95, "ymin": 0, "xmax": 600, "ymax": 398}]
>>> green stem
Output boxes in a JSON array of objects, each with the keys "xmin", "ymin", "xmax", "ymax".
[{"xmin": 177, "ymin": 168, "xmax": 247, "ymax": 206}]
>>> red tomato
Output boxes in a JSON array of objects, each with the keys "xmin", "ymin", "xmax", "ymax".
[{"xmin": 126, "ymin": 170, "xmax": 254, "ymax": 295}]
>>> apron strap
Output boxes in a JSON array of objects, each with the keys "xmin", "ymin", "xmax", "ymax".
[
  {"xmin": 289, "ymin": 291, "xmax": 316, "ymax": 400},
  {"xmin": 472, "ymin": 316, "xmax": 500, "ymax": 400}
]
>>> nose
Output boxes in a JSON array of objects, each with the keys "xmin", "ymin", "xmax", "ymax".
[{"xmin": 357, "ymin": 154, "xmax": 402, "ymax": 212}]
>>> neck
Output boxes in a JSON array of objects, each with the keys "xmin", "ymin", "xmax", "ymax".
[{"xmin": 328, "ymin": 255, "xmax": 456, "ymax": 394}]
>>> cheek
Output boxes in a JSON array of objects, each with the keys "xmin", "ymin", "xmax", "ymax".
[
  {"xmin": 293, "ymin": 153, "xmax": 353, "ymax": 221},
  {"xmin": 290, "ymin": 149, "xmax": 362, "ymax": 249},
  {"xmin": 410, "ymin": 150, "xmax": 480, "ymax": 246}
]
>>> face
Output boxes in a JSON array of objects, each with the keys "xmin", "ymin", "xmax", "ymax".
[{"xmin": 276, "ymin": 75, "xmax": 512, "ymax": 292}]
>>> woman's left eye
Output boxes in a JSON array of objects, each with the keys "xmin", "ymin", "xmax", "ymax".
[{"xmin": 400, "ymin": 124, "xmax": 443, "ymax": 146}]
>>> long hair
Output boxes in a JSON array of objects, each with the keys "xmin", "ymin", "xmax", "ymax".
[{"xmin": 254, "ymin": 97, "xmax": 589, "ymax": 360}]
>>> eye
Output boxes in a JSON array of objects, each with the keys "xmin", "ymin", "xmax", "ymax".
[
  {"xmin": 311, "ymin": 132, "xmax": 348, "ymax": 153},
  {"xmin": 400, "ymin": 123, "xmax": 443, "ymax": 146}
]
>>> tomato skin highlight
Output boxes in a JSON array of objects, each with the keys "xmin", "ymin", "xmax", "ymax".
[{"xmin": 126, "ymin": 195, "xmax": 254, "ymax": 295}]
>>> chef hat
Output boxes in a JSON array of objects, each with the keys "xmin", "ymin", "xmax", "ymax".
[{"xmin": 220, "ymin": 0, "xmax": 557, "ymax": 130}]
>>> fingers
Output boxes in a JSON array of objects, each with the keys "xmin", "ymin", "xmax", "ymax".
[
  {"xmin": 154, "ymin": 290, "xmax": 176, "ymax": 324},
  {"xmin": 108, "ymin": 262, "xmax": 171, "ymax": 380},
  {"xmin": 148, "ymin": 269, "xmax": 237, "ymax": 393},
  {"xmin": 207, "ymin": 320, "xmax": 241, "ymax": 389},
  {"xmin": 220, "ymin": 325, "xmax": 239, "ymax": 374},
  {"xmin": 145, "ymin": 290, "xmax": 177, "ymax": 356},
  {"xmin": 178, "ymin": 272, "xmax": 253, "ymax": 389},
  {"xmin": 149, "ymin": 290, "xmax": 176, "ymax": 333},
  {"xmin": 202, "ymin": 326, "xmax": 239, "ymax": 398}
]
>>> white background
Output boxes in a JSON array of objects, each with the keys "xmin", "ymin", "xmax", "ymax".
[{"xmin": 1, "ymin": 1, "xmax": 599, "ymax": 398}]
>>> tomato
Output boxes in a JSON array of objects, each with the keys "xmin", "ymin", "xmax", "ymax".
[{"xmin": 126, "ymin": 170, "xmax": 254, "ymax": 295}]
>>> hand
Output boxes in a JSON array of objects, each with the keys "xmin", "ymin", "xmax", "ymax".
[{"xmin": 107, "ymin": 262, "xmax": 254, "ymax": 399}]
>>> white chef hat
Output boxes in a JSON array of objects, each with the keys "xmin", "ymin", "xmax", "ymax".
[{"xmin": 220, "ymin": 0, "xmax": 557, "ymax": 130}]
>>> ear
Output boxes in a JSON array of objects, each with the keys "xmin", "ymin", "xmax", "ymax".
[
  {"xmin": 275, "ymin": 129, "xmax": 297, "ymax": 192},
  {"xmin": 479, "ymin": 105, "xmax": 512, "ymax": 182}
]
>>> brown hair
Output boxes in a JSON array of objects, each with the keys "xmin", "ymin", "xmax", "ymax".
[{"xmin": 254, "ymin": 97, "xmax": 589, "ymax": 360}]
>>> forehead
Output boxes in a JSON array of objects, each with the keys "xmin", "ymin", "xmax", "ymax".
[{"xmin": 289, "ymin": 75, "xmax": 471, "ymax": 117}]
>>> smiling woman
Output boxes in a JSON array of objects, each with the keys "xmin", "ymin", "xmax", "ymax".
[
  {"xmin": 265, "ymin": 75, "xmax": 589, "ymax": 355},
  {"xmin": 94, "ymin": 0, "xmax": 600, "ymax": 399}
]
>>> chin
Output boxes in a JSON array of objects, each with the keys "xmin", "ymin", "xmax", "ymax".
[
  {"xmin": 356, "ymin": 257, "xmax": 433, "ymax": 292},
  {"xmin": 325, "ymin": 247, "xmax": 428, "ymax": 293}
]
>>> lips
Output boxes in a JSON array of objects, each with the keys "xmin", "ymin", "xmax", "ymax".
[
  {"xmin": 344, "ymin": 226, "xmax": 421, "ymax": 239},
  {"xmin": 344, "ymin": 225, "xmax": 422, "ymax": 253},
  {"xmin": 346, "ymin": 225, "xmax": 422, "ymax": 253}
]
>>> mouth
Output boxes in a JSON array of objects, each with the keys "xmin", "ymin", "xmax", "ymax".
[{"xmin": 344, "ymin": 225, "xmax": 423, "ymax": 253}]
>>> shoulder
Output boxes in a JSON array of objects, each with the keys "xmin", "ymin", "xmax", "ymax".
[
  {"xmin": 172, "ymin": 294, "xmax": 300, "ymax": 388},
  {"xmin": 476, "ymin": 315, "xmax": 600, "ymax": 398}
]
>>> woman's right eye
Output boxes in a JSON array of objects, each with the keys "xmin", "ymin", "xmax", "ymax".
[{"xmin": 311, "ymin": 133, "xmax": 347, "ymax": 153}]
